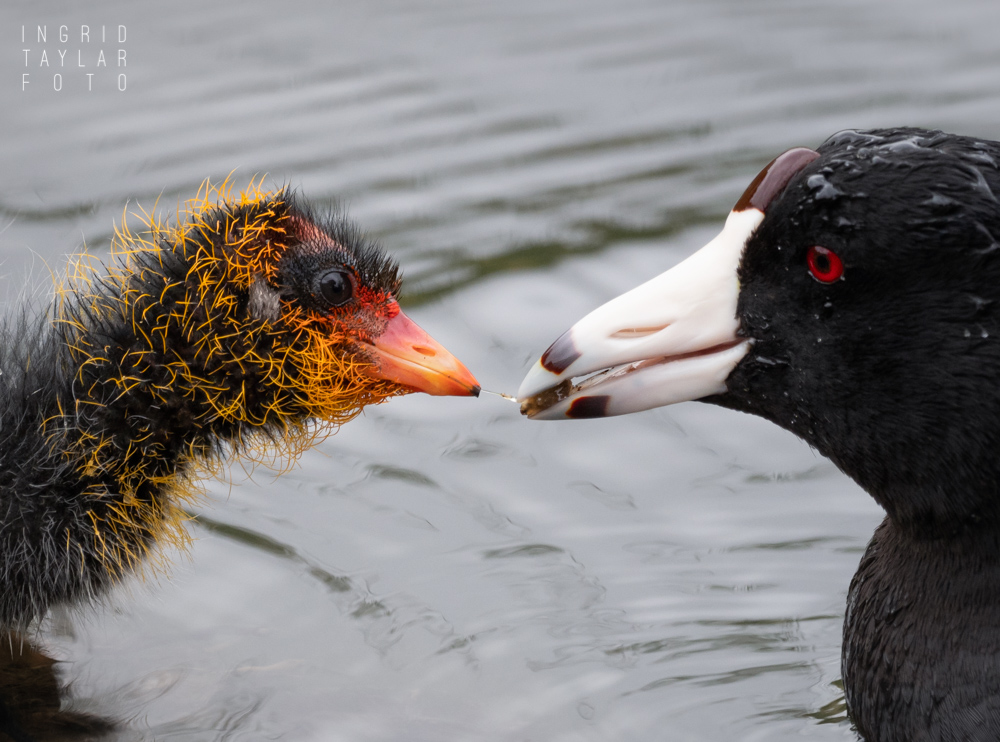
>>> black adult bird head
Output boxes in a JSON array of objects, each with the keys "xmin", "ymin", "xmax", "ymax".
[{"xmin": 519, "ymin": 128, "xmax": 1000, "ymax": 528}]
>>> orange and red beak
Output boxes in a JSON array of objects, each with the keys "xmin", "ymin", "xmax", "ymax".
[{"xmin": 364, "ymin": 310, "xmax": 480, "ymax": 397}]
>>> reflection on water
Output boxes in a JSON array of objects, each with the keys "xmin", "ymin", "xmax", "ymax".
[{"xmin": 3, "ymin": 0, "xmax": 999, "ymax": 738}]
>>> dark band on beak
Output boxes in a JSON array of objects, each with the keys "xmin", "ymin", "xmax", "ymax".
[
  {"xmin": 540, "ymin": 329, "xmax": 582, "ymax": 374},
  {"xmin": 567, "ymin": 395, "xmax": 611, "ymax": 419}
]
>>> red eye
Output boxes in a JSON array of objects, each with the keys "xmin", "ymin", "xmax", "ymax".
[{"xmin": 806, "ymin": 245, "xmax": 843, "ymax": 283}]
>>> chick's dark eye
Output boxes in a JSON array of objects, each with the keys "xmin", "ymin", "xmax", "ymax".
[
  {"xmin": 317, "ymin": 269, "xmax": 353, "ymax": 307},
  {"xmin": 806, "ymin": 245, "xmax": 844, "ymax": 284}
]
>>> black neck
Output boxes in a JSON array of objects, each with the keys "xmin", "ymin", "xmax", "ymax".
[
  {"xmin": 844, "ymin": 516, "xmax": 1000, "ymax": 741},
  {"xmin": 708, "ymin": 392, "xmax": 1000, "ymax": 534}
]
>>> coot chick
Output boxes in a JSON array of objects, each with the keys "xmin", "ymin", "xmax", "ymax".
[
  {"xmin": 519, "ymin": 128, "xmax": 1000, "ymax": 741},
  {"xmin": 0, "ymin": 180, "xmax": 479, "ymax": 630}
]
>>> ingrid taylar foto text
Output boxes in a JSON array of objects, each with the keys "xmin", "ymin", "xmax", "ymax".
[{"xmin": 21, "ymin": 25, "xmax": 127, "ymax": 92}]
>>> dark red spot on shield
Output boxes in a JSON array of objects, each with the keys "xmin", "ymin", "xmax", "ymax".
[{"xmin": 733, "ymin": 147, "xmax": 821, "ymax": 214}]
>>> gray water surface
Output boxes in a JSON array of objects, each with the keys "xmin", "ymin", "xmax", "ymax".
[{"xmin": 4, "ymin": 0, "xmax": 999, "ymax": 739}]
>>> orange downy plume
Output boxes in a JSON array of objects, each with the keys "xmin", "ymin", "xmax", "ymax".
[{"xmin": 41, "ymin": 178, "xmax": 474, "ymax": 584}]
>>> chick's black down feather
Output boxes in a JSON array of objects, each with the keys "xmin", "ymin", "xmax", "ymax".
[{"xmin": 0, "ymin": 182, "xmax": 476, "ymax": 630}]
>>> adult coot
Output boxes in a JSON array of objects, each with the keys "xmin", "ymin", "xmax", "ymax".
[{"xmin": 519, "ymin": 128, "xmax": 1000, "ymax": 742}]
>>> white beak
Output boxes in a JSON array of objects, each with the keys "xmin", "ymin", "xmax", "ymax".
[{"xmin": 517, "ymin": 208, "xmax": 761, "ymax": 419}]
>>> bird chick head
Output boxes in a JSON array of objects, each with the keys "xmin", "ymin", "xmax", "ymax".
[{"xmin": 104, "ymin": 180, "xmax": 479, "ymax": 437}]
